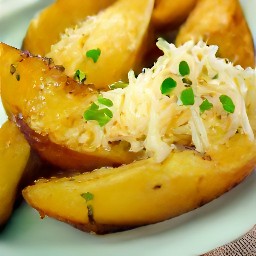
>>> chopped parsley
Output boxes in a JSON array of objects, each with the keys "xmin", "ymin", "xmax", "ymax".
[
  {"xmin": 84, "ymin": 107, "xmax": 113, "ymax": 127},
  {"xmin": 180, "ymin": 88, "xmax": 195, "ymax": 105},
  {"xmin": 87, "ymin": 204, "xmax": 94, "ymax": 223},
  {"xmin": 81, "ymin": 192, "xmax": 94, "ymax": 224},
  {"xmin": 219, "ymin": 95, "xmax": 235, "ymax": 113},
  {"xmin": 98, "ymin": 95, "xmax": 113, "ymax": 107},
  {"xmin": 10, "ymin": 64, "xmax": 16, "ymax": 75},
  {"xmin": 86, "ymin": 48, "xmax": 101, "ymax": 63},
  {"xmin": 74, "ymin": 69, "xmax": 86, "ymax": 83},
  {"xmin": 16, "ymin": 74, "xmax": 20, "ymax": 81},
  {"xmin": 89, "ymin": 102, "xmax": 99, "ymax": 111},
  {"xmin": 10, "ymin": 64, "xmax": 20, "ymax": 81},
  {"xmin": 81, "ymin": 192, "xmax": 94, "ymax": 202},
  {"xmin": 182, "ymin": 77, "xmax": 192, "ymax": 86},
  {"xmin": 161, "ymin": 77, "xmax": 177, "ymax": 95},
  {"xmin": 179, "ymin": 61, "xmax": 190, "ymax": 76},
  {"xmin": 212, "ymin": 74, "xmax": 219, "ymax": 79},
  {"xmin": 200, "ymin": 99, "xmax": 213, "ymax": 113},
  {"xmin": 109, "ymin": 81, "xmax": 128, "ymax": 90},
  {"xmin": 84, "ymin": 96, "xmax": 113, "ymax": 127}
]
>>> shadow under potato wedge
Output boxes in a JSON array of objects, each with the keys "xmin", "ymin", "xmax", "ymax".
[
  {"xmin": 152, "ymin": 0, "xmax": 197, "ymax": 29},
  {"xmin": 0, "ymin": 120, "xmax": 40, "ymax": 226},
  {"xmin": 0, "ymin": 43, "xmax": 140, "ymax": 171},
  {"xmin": 47, "ymin": 0, "xmax": 155, "ymax": 89},
  {"xmin": 22, "ymin": 0, "xmax": 117, "ymax": 56},
  {"xmin": 175, "ymin": 0, "xmax": 255, "ymax": 68},
  {"xmin": 23, "ymin": 134, "xmax": 256, "ymax": 234}
]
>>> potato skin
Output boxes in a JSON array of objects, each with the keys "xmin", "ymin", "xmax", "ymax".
[
  {"xmin": 175, "ymin": 0, "xmax": 255, "ymax": 68},
  {"xmin": 0, "ymin": 43, "xmax": 140, "ymax": 172},
  {"xmin": 16, "ymin": 118, "xmax": 137, "ymax": 171},
  {"xmin": 0, "ymin": 121, "xmax": 41, "ymax": 226},
  {"xmin": 22, "ymin": 0, "xmax": 116, "ymax": 56},
  {"xmin": 23, "ymin": 134, "xmax": 256, "ymax": 234}
]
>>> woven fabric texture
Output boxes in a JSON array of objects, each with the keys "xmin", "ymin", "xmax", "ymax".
[{"xmin": 202, "ymin": 225, "xmax": 256, "ymax": 256}]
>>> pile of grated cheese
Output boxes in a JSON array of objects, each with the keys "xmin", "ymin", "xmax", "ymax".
[{"xmin": 83, "ymin": 39, "xmax": 256, "ymax": 162}]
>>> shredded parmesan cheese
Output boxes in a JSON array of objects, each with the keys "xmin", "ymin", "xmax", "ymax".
[{"xmin": 79, "ymin": 40, "xmax": 256, "ymax": 162}]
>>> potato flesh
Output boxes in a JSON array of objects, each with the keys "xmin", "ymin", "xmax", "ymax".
[
  {"xmin": 47, "ymin": 0, "xmax": 155, "ymax": 89},
  {"xmin": 22, "ymin": 0, "xmax": 117, "ymax": 56},
  {"xmin": 175, "ymin": 0, "xmax": 255, "ymax": 68},
  {"xmin": 23, "ymin": 134, "xmax": 256, "ymax": 234},
  {"xmin": 0, "ymin": 121, "xmax": 30, "ymax": 225},
  {"xmin": 0, "ymin": 43, "xmax": 140, "ymax": 171}
]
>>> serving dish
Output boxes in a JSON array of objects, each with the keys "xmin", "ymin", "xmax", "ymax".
[{"xmin": 0, "ymin": 0, "xmax": 255, "ymax": 255}]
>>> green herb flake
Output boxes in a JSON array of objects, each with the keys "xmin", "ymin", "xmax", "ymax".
[
  {"xmin": 199, "ymin": 99, "xmax": 213, "ymax": 113},
  {"xmin": 160, "ymin": 77, "xmax": 177, "ymax": 95},
  {"xmin": 179, "ymin": 61, "xmax": 190, "ymax": 76},
  {"xmin": 98, "ymin": 96, "xmax": 113, "ymax": 107},
  {"xmin": 212, "ymin": 74, "xmax": 219, "ymax": 79},
  {"xmin": 84, "ymin": 96, "xmax": 114, "ymax": 127},
  {"xmin": 86, "ymin": 48, "xmax": 101, "ymax": 63},
  {"xmin": 90, "ymin": 102, "xmax": 99, "ymax": 111},
  {"xmin": 219, "ymin": 95, "xmax": 235, "ymax": 113},
  {"xmin": 81, "ymin": 192, "xmax": 94, "ymax": 224},
  {"xmin": 74, "ymin": 69, "xmax": 86, "ymax": 83},
  {"xmin": 84, "ymin": 106, "xmax": 113, "ymax": 127},
  {"xmin": 182, "ymin": 77, "xmax": 192, "ymax": 86},
  {"xmin": 87, "ymin": 204, "xmax": 94, "ymax": 224},
  {"xmin": 180, "ymin": 88, "xmax": 195, "ymax": 106},
  {"xmin": 87, "ymin": 205, "xmax": 94, "ymax": 217},
  {"xmin": 81, "ymin": 192, "xmax": 94, "ymax": 202},
  {"xmin": 10, "ymin": 64, "xmax": 16, "ymax": 75},
  {"xmin": 109, "ymin": 81, "xmax": 128, "ymax": 90},
  {"xmin": 15, "ymin": 74, "xmax": 20, "ymax": 81}
]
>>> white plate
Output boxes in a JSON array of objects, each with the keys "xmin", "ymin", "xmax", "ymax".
[{"xmin": 0, "ymin": 1, "xmax": 256, "ymax": 255}]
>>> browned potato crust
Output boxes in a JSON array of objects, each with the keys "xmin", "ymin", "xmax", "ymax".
[
  {"xmin": 175, "ymin": 0, "xmax": 255, "ymax": 68},
  {"xmin": 23, "ymin": 134, "xmax": 256, "ymax": 234},
  {"xmin": 0, "ymin": 43, "xmax": 140, "ymax": 171}
]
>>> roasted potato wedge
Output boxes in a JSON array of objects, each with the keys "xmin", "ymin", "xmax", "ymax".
[
  {"xmin": 23, "ymin": 134, "xmax": 256, "ymax": 234},
  {"xmin": 175, "ymin": 0, "xmax": 255, "ymax": 68},
  {"xmin": 152, "ymin": 0, "xmax": 197, "ymax": 29},
  {"xmin": 21, "ymin": 38, "xmax": 256, "ymax": 234},
  {"xmin": 22, "ymin": 0, "xmax": 116, "ymax": 56},
  {"xmin": 0, "ymin": 43, "xmax": 140, "ymax": 171},
  {"xmin": 47, "ymin": 0, "xmax": 154, "ymax": 89},
  {"xmin": 0, "ymin": 120, "xmax": 40, "ymax": 226}
]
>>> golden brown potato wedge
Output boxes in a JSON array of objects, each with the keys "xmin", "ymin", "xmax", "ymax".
[
  {"xmin": 22, "ymin": 0, "xmax": 116, "ymax": 56},
  {"xmin": 0, "ymin": 120, "xmax": 41, "ymax": 226},
  {"xmin": 23, "ymin": 134, "xmax": 256, "ymax": 234},
  {"xmin": 175, "ymin": 0, "xmax": 255, "ymax": 68},
  {"xmin": 152, "ymin": 0, "xmax": 197, "ymax": 29},
  {"xmin": 47, "ymin": 0, "xmax": 154, "ymax": 89},
  {"xmin": 0, "ymin": 43, "xmax": 140, "ymax": 171}
]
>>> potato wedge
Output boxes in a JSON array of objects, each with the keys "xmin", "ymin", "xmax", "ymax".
[
  {"xmin": 47, "ymin": 0, "xmax": 154, "ymax": 89},
  {"xmin": 23, "ymin": 134, "xmax": 256, "ymax": 234},
  {"xmin": 0, "ymin": 43, "xmax": 140, "ymax": 171},
  {"xmin": 175, "ymin": 0, "xmax": 255, "ymax": 68},
  {"xmin": 22, "ymin": 0, "xmax": 116, "ymax": 56},
  {"xmin": 152, "ymin": 0, "xmax": 197, "ymax": 29},
  {"xmin": 0, "ymin": 120, "xmax": 41, "ymax": 226}
]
